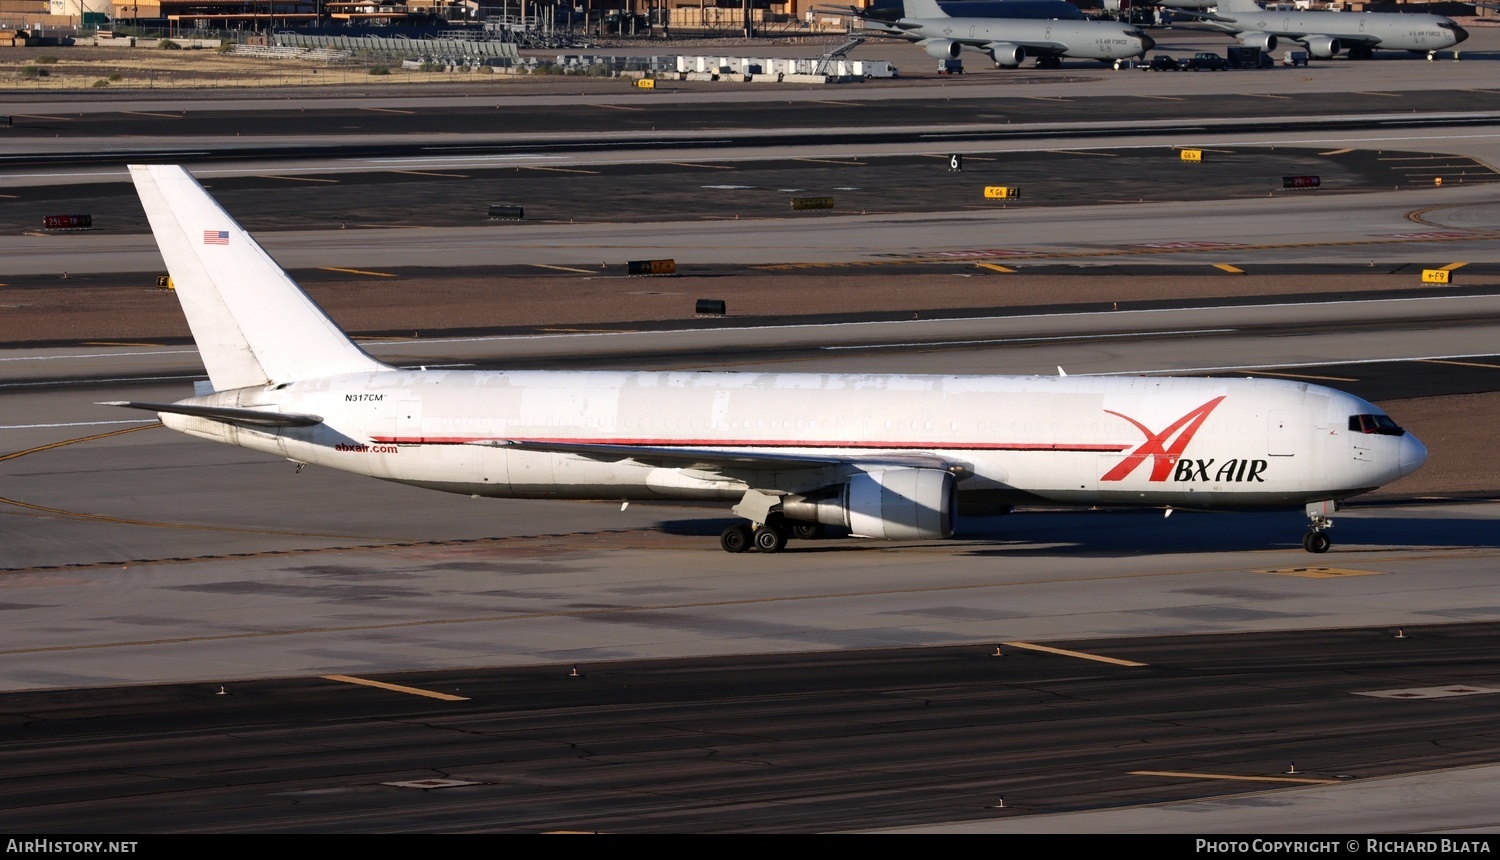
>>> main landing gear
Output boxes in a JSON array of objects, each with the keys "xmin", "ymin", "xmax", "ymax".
[
  {"xmin": 1303, "ymin": 500, "xmax": 1336, "ymax": 554},
  {"xmin": 720, "ymin": 516, "xmax": 825, "ymax": 553}
]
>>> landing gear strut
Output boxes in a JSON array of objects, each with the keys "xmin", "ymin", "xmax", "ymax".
[{"xmin": 1302, "ymin": 500, "xmax": 1336, "ymax": 554}]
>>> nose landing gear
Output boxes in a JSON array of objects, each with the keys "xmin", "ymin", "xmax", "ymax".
[{"xmin": 1303, "ymin": 500, "xmax": 1337, "ymax": 553}]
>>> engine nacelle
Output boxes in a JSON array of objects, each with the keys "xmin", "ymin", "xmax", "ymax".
[
  {"xmin": 1302, "ymin": 35, "xmax": 1341, "ymax": 58},
  {"xmin": 923, "ymin": 39, "xmax": 962, "ymax": 60},
  {"xmin": 983, "ymin": 42, "xmax": 1026, "ymax": 68},
  {"xmin": 784, "ymin": 469, "xmax": 955, "ymax": 541},
  {"xmin": 1239, "ymin": 31, "xmax": 1278, "ymax": 52}
]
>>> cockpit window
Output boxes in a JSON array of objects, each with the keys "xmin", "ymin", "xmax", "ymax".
[{"xmin": 1349, "ymin": 414, "xmax": 1405, "ymax": 436}]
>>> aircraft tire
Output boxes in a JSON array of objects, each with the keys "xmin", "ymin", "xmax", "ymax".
[
  {"xmin": 753, "ymin": 525, "xmax": 788, "ymax": 553},
  {"xmin": 721, "ymin": 523, "xmax": 752, "ymax": 553},
  {"xmin": 1303, "ymin": 531, "xmax": 1331, "ymax": 554},
  {"xmin": 790, "ymin": 522, "xmax": 824, "ymax": 540}
]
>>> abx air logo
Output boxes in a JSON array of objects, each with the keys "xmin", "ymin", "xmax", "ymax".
[{"xmin": 1100, "ymin": 396, "xmax": 1226, "ymax": 483}]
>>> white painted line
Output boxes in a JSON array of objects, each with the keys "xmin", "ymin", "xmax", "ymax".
[
  {"xmin": 0, "ymin": 419, "xmax": 157, "ymax": 430},
  {"xmin": 1356, "ymin": 685, "xmax": 1500, "ymax": 700},
  {"xmin": 0, "ymin": 350, "xmax": 197, "ymax": 363},
  {"xmin": 822, "ymin": 329, "xmax": 1238, "ymax": 350}
]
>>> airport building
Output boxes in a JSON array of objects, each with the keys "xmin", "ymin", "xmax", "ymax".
[{"xmin": 2, "ymin": 0, "xmax": 1492, "ymax": 35}]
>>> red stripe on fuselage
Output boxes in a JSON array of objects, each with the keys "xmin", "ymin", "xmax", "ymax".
[{"xmin": 366, "ymin": 436, "xmax": 1132, "ymax": 453}]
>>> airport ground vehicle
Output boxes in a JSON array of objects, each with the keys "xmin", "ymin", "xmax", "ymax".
[
  {"xmin": 1226, "ymin": 45, "xmax": 1273, "ymax": 68},
  {"xmin": 1184, "ymin": 51, "xmax": 1229, "ymax": 70},
  {"xmin": 1147, "ymin": 54, "xmax": 1179, "ymax": 71}
]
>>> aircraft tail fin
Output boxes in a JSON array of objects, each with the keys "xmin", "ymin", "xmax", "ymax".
[
  {"xmin": 129, "ymin": 164, "xmax": 389, "ymax": 391},
  {"xmin": 901, "ymin": 0, "xmax": 949, "ymax": 19}
]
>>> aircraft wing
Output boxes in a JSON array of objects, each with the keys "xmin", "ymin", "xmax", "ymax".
[
  {"xmin": 470, "ymin": 439, "xmax": 968, "ymax": 477},
  {"xmin": 1164, "ymin": 10, "xmax": 1236, "ymax": 22},
  {"xmin": 1005, "ymin": 39, "xmax": 1071, "ymax": 54},
  {"xmin": 100, "ymin": 401, "xmax": 325, "ymax": 427}
]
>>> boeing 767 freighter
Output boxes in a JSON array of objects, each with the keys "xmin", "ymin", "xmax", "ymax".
[{"xmin": 107, "ymin": 165, "xmax": 1426, "ymax": 554}]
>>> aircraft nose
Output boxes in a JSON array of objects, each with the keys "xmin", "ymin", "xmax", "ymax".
[
  {"xmin": 1399, "ymin": 432, "xmax": 1428, "ymax": 477},
  {"xmin": 1453, "ymin": 25, "xmax": 1470, "ymax": 44},
  {"xmin": 1139, "ymin": 32, "xmax": 1156, "ymax": 53}
]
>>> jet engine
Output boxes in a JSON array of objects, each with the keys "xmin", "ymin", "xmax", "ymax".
[
  {"xmin": 1238, "ymin": 31, "xmax": 1278, "ymax": 52},
  {"xmin": 781, "ymin": 469, "xmax": 956, "ymax": 541},
  {"xmin": 983, "ymin": 42, "xmax": 1026, "ymax": 68},
  {"xmin": 922, "ymin": 39, "xmax": 963, "ymax": 59},
  {"xmin": 1302, "ymin": 35, "xmax": 1342, "ymax": 58}
]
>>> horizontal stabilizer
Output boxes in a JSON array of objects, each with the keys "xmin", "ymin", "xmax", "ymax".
[{"xmin": 99, "ymin": 401, "xmax": 324, "ymax": 427}]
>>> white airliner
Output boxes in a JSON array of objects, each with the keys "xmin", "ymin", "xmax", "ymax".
[
  {"xmin": 109, "ymin": 165, "xmax": 1427, "ymax": 555},
  {"xmin": 865, "ymin": 0, "xmax": 1155, "ymax": 69},
  {"xmin": 1183, "ymin": 0, "xmax": 1468, "ymax": 60}
]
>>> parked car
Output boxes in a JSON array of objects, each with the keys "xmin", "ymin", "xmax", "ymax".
[
  {"xmin": 1147, "ymin": 54, "xmax": 1180, "ymax": 71},
  {"xmin": 1184, "ymin": 51, "xmax": 1229, "ymax": 71}
]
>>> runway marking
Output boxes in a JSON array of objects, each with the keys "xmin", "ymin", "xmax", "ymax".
[
  {"xmin": 1418, "ymin": 358, "xmax": 1500, "ymax": 370},
  {"xmin": 1049, "ymin": 150, "xmax": 1117, "ymax": 157},
  {"xmin": 320, "ymin": 266, "xmax": 398, "ymax": 277},
  {"xmin": 323, "ymin": 674, "xmax": 469, "ymax": 701},
  {"xmin": 793, "ymin": 157, "xmax": 866, "ymax": 166},
  {"xmin": 0, "ymin": 426, "xmax": 408, "ymax": 540},
  {"xmin": 523, "ymin": 166, "xmax": 600, "ymax": 174},
  {"xmin": 0, "ymin": 490, "xmax": 398, "ymax": 540},
  {"xmin": 121, "ymin": 111, "xmax": 182, "ymax": 119},
  {"xmin": 1024, "ymin": 96, "xmax": 1070, "ymax": 102},
  {"xmin": 820, "ymin": 328, "xmax": 1236, "ymax": 351},
  {"xmin": 1353, "ymin": 91, "xmax": 1402, "ymax": 98},
  {"xmin": 1212, "ymin": 264, "xmax": 1244, "ymax": 274},
  {"xmin": 665, "ymin": 162, "xmax": 734, "ymax": 170},
  {"xmin": 1257, "ymin": 567, "xmax": 1383, "ymax": 579},
  {"xmin": 0, "ymin": 194, "xmax": 15, "ymax": 198},
  {"xmin": 14, "ymin": 114, "xmax": 70, "ymax": 120},
  {"xmin": 1319, "ymin": 148, "xmax": 1353, "ymax": 156},
  {"xmin": 1248, "ymin": 93, "xmax": 1291, "ymax": 100},
  {"xmin": 595, "ymin": 103, "xmax": 643, "ymax": 111},
  {"xmin": 0, "ymin": 424, "xmax": 158, "ymax": 465},
  {"xmin": 1355, "ymin": 685, "xmax": 1500, "ymax": 700},
  {"xmin": 360, "ymin": 106, "xmax": 416, "ymax": 114},
  {"xmin": 388, "ymin": 169, "xmax": 469, "ymax": 178},
  {"xmin": 1235, "ymin": 370, "xmax": 1359, "ymax": 383},
  {"xmin": 82, "ymin": 341, "xmax": 163, "ymax": 347},
  {"xmin": 531, "ymin": 264, "xmax": 598, "ymax": 274},
  {"xmin": 1440, "ymin": 262, "xmax": 1469, "ymax": 271},
  {"xmin": 975, "ymin": 263, "xmax": 1014, "ymax": 274},
  {"xmin": 810, "ymin": 100, "xmax": 863, "ymax": 107},
  {"xmin": 818, "ymin": 231, "xmax": 1500, "ymax": 269},
  {"xmin": 1135, "ymin": 95, "xmax": 1183, "ymax": 101},
  {"xmin": 0, "ymin": 419, "xmax": 155, "ymax": 431},
  {"xmin": 261, "ymin": 174, "xmax": 339, "ymax": 183},
  {"xmin": 2, "ymin": 539, "xmax": 1493, "ymax": 656},
  {"xmin": 1001, "ymin": 641, "xmax": 1146, "ymax": 667},
  {"xmin": 925, "ymin": 154, "xmax": 997, "ymax": 162},
  {"xmin": 1131, "ymin": 771, "xmax": 1341, "ymax": 785}
]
